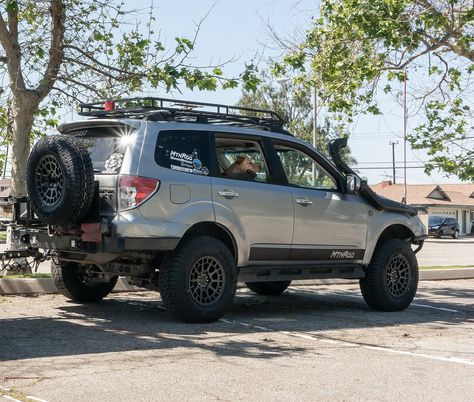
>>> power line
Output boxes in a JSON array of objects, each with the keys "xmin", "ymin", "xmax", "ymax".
[{"xmin": 357, "ymin": 166, "xmax": 432, "ymax": 170}]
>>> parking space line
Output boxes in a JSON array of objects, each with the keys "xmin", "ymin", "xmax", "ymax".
[
  {"xmin": 3, "ymin": 396, "xmax": 22, "ymax": 402},
  {"xmin": 289, "ymin": 288, "xmax": 461, "ymax": 313},
  {"xmin": 220, "ymin": 317, "xmax": 474, "ymax": 367},
  {"xmin": 410, "ymin": 303, "xmax": 459, "ymax": 313},
  {"xmin": 26, "ymin": 396, "xmax": 49, "ymax": 402}
]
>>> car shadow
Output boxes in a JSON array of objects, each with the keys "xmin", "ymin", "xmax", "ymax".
[{"xmin": 0, "ymin": 285, "xmax": 472, "ymax": 363}]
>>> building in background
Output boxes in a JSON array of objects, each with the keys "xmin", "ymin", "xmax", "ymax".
[{"xmin": 371, "ymin": 182, "xmax": 474, "ymax": 235}]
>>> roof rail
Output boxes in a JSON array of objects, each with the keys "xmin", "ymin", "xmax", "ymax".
[{"xmin": 78, "ymin": 97, "xmax": 290, "ymax": 134}]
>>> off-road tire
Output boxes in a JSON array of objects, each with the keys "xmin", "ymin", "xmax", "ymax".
[
  {"xmin": 452, "ymin": 230, "xmax": 459, "ymax": 239},
  {"xmin": 360, "ymin": 239, "xmax": 418, "ymax": 311},
  {"xmin": 246, "ymin": 281, "xmax": 291, "ymax": 295},
  {"xmin": 160, "ymin": 236, "xmax": 237, "ymax": 323},
  {"xmin": 51, "ymin": 260, "xmax": 118, "ymax": 302},
  {"xmin": 27, "ymin": 135, "xmax": 95, "ymax": 226}
]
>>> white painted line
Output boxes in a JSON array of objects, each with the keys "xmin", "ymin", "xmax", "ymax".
[
  {"xmin": 290, "ymin": 289, "xmax": 462, "ymax": 313},
  {"xmin": 365, "ymin": 346, "xmax": 474, "ymax": 366},
  {"xmin": 0, "ymin": 387, "xmax": 10, "ymax": 392},
  {"xmin": 27, "ymin": 396, "xmax": 49, "ymax": 402},
  {"xmin": 411, "ymin": 303, "xmax": 459, "ymax": 313},
  {"xmin": 3, "ymin": 396, "xmax": 22, "ymax": 402},
  {"xmin": 220, "ymin": 317, "xmax": 474, "ymax": 366}
]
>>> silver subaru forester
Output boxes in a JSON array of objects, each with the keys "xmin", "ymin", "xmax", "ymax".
[{"xmin": 23, "ymin": 97, "xmax": 427, "ymax": 323}]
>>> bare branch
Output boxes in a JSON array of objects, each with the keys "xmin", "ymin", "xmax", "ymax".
[
  {"xmin": 0, "ymin": 9, "xmax": 25, "ymax": 93},
  {"xmin": 35, "ymin": 0, "xmax": 66, "ymax": 100},
  {"xmin": 58, "ymin": 75, "xmax": 104, "ymax": 97}
]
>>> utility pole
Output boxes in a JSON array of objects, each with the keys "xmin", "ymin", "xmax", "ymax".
[
  {"xmin": 403, "ymin": 67, "xmax": 407, "ymax": 204},
  {"xmin": 312, "ymin": 87, "xmax": 318, "ymax": 184},
  {"xmin": 389, "ymin": 141, "xmax": 399, "ymax": 184},
  {"xmin": 313, "ymin": 88, "xmax": 318, "ymax": 147}
]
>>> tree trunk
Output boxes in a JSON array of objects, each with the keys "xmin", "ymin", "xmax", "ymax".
[
  {"xmin": 10, "ymin": 97, "xmax": 35, "ymax": 197},
  {"xmin": 3, "ymin": 97, "xmax": 36, "ymax": 276}
]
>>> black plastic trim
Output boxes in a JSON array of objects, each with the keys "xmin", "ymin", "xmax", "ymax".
[
  {"xmin": 238, "ymin": 263, "xmax": 365, "ymax": 282},
  {"xmin": 249, "ymin": 246, "xmax": 365, "ymax": 262}
]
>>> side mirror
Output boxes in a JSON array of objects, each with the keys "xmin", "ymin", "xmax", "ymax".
[{"xmin": 346, "ymin": 174, "xmax": 361, "ymax": 192}]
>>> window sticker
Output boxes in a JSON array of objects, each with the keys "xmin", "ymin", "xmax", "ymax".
[
  {"xmin": 193, "ymin": 158, "xmax": 202, "ymax": 170},
  {"xmin": 170, "ymin": 164, "xmax": 193, "ymax": 173},
  {"xmin": 104, "ymin": 152, "xmax": 124, "ymax": 173},
  {"xmin": 168, "ymin": 149, "xmax": 206, "ymax": 175},
  {"xmin": 201, "ymin": 167, "xmax": 209, "ymax": 176}
]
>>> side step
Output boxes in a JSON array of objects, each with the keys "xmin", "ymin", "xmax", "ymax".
[{"xmin": 238, "ymin": 264, "xmax": 365, "ymax": 283}]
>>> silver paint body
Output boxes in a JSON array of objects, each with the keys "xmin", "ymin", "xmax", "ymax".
[{"xmin": 62, "ymin": 119, "xmax": 427, "ymax": 267}]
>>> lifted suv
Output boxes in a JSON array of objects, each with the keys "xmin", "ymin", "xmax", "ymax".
[{"xmin": 15, "ymin": 97, "xmax": 427, "ymax": 323}]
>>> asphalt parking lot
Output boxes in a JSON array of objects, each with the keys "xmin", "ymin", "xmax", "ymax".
[{"xmin": 1, "ymin": 279, "xmax": 473, "ymax": 401}]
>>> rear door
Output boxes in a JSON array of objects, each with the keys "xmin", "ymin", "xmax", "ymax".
[
  {"xmin": 66, "ymin": 122, "xmax": 142, "ymax": 220},
  {"xmin": 272, "ymin": 141, "xmax": 369, "ymax": 263},
  {"xmin": 210, "ymin": 133, "xmax": 293, "ymax": 263}
]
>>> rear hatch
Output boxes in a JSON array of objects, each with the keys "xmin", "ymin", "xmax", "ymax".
[{"xmin": 60, "ymin": 121, "xmax": 142, "ymax": 220}]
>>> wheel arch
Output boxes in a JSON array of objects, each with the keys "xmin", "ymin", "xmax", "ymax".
[
  {"xmin": 364, "ymin": 223, "xmax": 415, "ymax": 265},
  {"xmin": 177, "ymin": 221, "xmax": 238, "ymax": 262}
]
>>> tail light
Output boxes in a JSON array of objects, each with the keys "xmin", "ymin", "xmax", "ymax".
[{"xmin": 118, "ymin": 175, "xmax": 159, "ymax": 211}]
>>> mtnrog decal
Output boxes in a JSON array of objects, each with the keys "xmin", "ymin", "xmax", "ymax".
[
  {"xmin": 168, "ymin": 150, "xmax": 204, "ymax": 175},
  {"xmin": 104, "ymin": 152, "xmax": 124, "ymax": 173},
  {"xmin": 330, "ymin": 250, "xmax": 356, "ymax": 259}
]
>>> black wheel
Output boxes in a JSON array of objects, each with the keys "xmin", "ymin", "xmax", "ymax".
[
  {"xmin": 27, "ymin": 135, "xmax": 95, "ymax": 226},
  {"xmin": 452, "ymin": 230, "xmax": 459, "ymax": 239},
  {"xmin": 160, "ymin": 236, "xmax": 237, "ymax": 323},
  {"xmin": 246, "ymin": 281, "xmax": 291, "ymax": 295},
  {"xmin": 51, "ymin": 260, "xmax": 118, "ymax": 302},
  {"xmin": 436, "ymin": 230, "xmax": 443, "ymax": 238},
  {"xmin": 359, "ymin": 239, "xmax": 418, "ymax": 311}
]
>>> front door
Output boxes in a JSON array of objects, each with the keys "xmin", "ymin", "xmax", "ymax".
[{"xmin": 273, "ymin": 142, "xmax": 369, "ymax": 262}]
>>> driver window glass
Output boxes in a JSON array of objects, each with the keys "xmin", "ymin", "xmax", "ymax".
[
  {"xmin": 275, "ymin": 145, "xmax": 337, "ymax": 190},
  {"xmin": 214, "ymin": 136, "xmax": 269, "ymax": 183}
]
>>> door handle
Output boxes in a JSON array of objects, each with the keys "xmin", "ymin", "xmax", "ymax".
[
  {"xmin": 218, "ymin": 189, "xmax": 239, "ymax": 198},
  {"xmin": 295, "ymin": 197, "xmax": 313, "ymax": 206}
]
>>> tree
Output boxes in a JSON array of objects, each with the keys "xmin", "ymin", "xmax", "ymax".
[
  {"xmin": 237, "ymin": 70, "xmax": 357, "ymax": 162},
  {"xmin": 0, "ymin": 0, "xmax": 259, "ymax": 196},
  {"xmin": 273, "ymin": 0, "xmax": 473, "ymax": 180}
]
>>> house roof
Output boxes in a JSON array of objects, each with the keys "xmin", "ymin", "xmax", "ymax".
[{"xmin": 370, "ymin": 182, "xmax": 474, "ymax": 207}]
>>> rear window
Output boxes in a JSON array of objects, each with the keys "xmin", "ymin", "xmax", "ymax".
[
  {"xmin": 69, "ymin": 127, "xmax": 136, "ymax": 173},
  {"xmin": 155, "ymin": 131, "xmax": 210, "ymax": 176}
]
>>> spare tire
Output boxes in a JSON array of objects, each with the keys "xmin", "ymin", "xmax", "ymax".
[{"xmin": 27, "ymin": 135, "xmax": 95, "ymax": 226}]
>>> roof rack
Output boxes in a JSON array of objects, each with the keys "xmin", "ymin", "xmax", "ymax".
[{"xmin": 78, "ymin": 97, "xmax": 290, "ymax": 135}]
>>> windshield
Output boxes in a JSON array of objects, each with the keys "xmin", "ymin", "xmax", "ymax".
[{"xmin": 429, "ymin": 216, "xmax": 444, "ymax": 226}]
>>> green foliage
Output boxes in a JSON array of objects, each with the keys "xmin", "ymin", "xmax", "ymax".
[
  {"xmin": 0, "ymin": 1, "xmax": 260, "ymax": 176},
  {"xmin": 277, "ymin": 0, "xmax": 474, "ymax": 180},
  {"xmin": 237, "ymin": 70, "xmax": 356, "ymax": 166}
]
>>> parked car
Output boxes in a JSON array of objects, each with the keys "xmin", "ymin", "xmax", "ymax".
[
  {"xmin": 428, "ymin": 216, "xmax": 460, "ymax": 239},
  {"xmin": 12, "ymin": 97, "xmax": 427, "ymax": 323}
]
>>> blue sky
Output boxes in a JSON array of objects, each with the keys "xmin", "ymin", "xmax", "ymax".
[{"xmin": 118, "ymin": 0, "xmax": 462, "ymax": 185}]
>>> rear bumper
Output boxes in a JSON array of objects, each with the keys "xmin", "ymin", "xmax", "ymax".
[{"xmin": 13, "ymin": 227, "xmax": 180, "ymax": 254}]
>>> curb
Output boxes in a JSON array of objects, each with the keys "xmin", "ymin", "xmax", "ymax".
[
  {"xmin": 1, "ymin": 269, "xmax": 474, "ymax": 295},
  {"xmin": 0, "ymin": 277, "xmax": 140, "ymax": 295}
]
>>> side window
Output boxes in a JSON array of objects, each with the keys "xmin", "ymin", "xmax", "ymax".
[
  {"xmin": 155, "ymin": 130, "xmax": 210, "ymax": 176},
  {"xmin": 275, "ymin": 145, "xmax": 337, "ymax": 190},
  {"xmin": 214, "ymin": 136, "xmax": 269, "ymax": 183}
]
